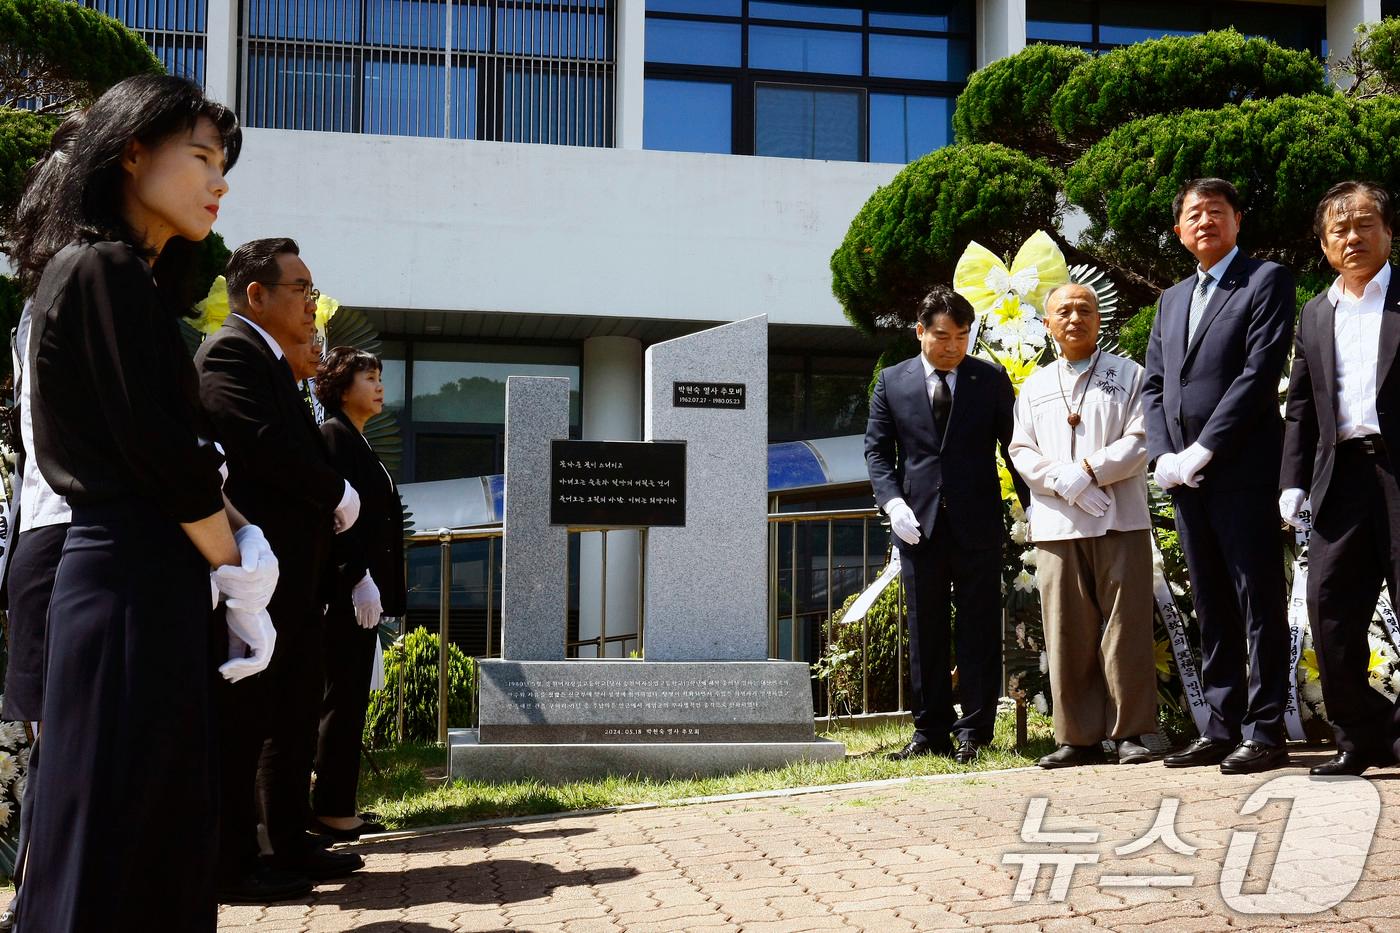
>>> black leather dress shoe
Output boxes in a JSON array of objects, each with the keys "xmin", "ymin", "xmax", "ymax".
[
  {"xmin": 0, "ymin": 905, "xmax": 17, "ymax": 931},
  {"xmin": 1163, "ymin": 737, "xmax": 1234, "ymax": 768},
  {"xmin": 886, "ymin": 739, "xmax": 953, "ymax": 761},
  {"xmin": 1220, "ymin": 740, "xmax": 1289, "ymax": 774},
  {"xmin": 1038, "ymin": 744, "xmax": 1106, "ymax": 769},
  {"xmin": 954, "ymin": 740, "xmax": 982, "ymax": 765},
  {"xmin": 217, "ymin": 867, "xmax": 313, "ymax": 904},
  {"xmin": 1311, "ymin": 750, "xmax": 1374, "ymax": 776},
  {"xmin": 309, "ymin": 815, "xmax": 388, "ymax": 841},
  {"xmin": 268, "ymin": 846, "xmax": 365, "ymax": 881},
  {"xmin": 1115, "ymin": 737, "xmax": 1153, "ymax": 764}
]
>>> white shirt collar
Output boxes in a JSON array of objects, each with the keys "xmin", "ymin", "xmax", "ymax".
[
  {"xmin": 231, "ymin": 312, "xmax": 285, "ymax": 360},
  {"xmin": 1328, "ymin": 263, "xmax": 1392, "ymax": 307},
  {"xmin": 919, "ymin": 354, "xmax": 958, "ymax": 380},
  {"xmin": 1198, "ymin": 245, "xmax": 1239, "ymax": 282}
]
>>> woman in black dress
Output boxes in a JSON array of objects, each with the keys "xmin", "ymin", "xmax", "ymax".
[
  {"xmin": 310, "ymin": 348, "xmax": 406, "ymax": 840},
  {"xmin": 4, "ymin": 75, "xmax": 278, "ymax": 931}
]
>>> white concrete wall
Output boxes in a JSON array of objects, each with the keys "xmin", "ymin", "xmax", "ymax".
[
  {"xmin": 214, "ymin": 130, "xmax": 900, "ymax": 327},
  {"xmin": 1329, "ymin": 0, "xmax": 1384, "ymax": 87},
  {"xmin": 977, "ymin": 0, "xmax": 1026, "ymax": 69}
]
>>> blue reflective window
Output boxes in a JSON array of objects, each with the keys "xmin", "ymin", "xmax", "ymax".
[
  {"xmin": 1097, "ymin": 4, "xmax": 1201, "ymax": 45},
  {"xmin": 453, "ymin": 3, "xmax": 492, "ymax": 51},
  {"xmin": 644, "ymin": 79, "xmax": 733, "ymax": 153},
  {"xmin": 451, "ymin": 65, "xmax": 476, "ymax": 139},
  {"xmin": 754, "ymin": 84, "xmax": 863, "ymax": 161},
  {"xmin": 869, "ymin": 93, "xmax": 951, "ymax": 163},
  {"xmin": 869, "ymin": 1, "xmax": 972, "ymax": 32},
  {"xmin": 87, "ymin": 0, "xmax": 207, "ymax": 32},
  {"xmin": 148, "ymin": 38, "xmax": 206, "ymax": 83},
  {"xmin": 363, "ymin": 57, "xmax": 447, "ymax": 137},
  {"xmin": 247, "ymin": 0, "xmax": 361, "ymax": 42},
  {"xmin": 1026, "ymin": 0, "xmax": 1093, "ymax": 42},
  {"xmin": 748, "ymin": 2, "xmax": 862, "ymax": 26},
  {"xmin": 502, "ymin": 70, "xmax": 609, "ymax": 144},
  {"xmin": 646, "ymin": 19, "xmax": 742, "ymax": 66},
  {"xmin": 750, "ymin": 26, "xmax": 862, "ymax": 75},
  {"xmin": 869, "ymin": 34, "xmax": 969, "ymax": 81},
  {"xmin": 245, "ymin": 51, "xmax": 357, "ymax": 131},
  {"xmin": 366, "ymin": 0, "xmax": 446, "ymax": 48},
  {"xmin": 496, "ymin": 10, "xmax": 612, "ymax": 57},
  {"xmin": 647, "ymin": 0, "xmax": 742, "ymax": 14}
]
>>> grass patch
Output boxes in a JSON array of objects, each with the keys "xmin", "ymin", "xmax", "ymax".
[{"xmin": 356, "ymin": 710, "xmax": 1058, "ymax": 831}]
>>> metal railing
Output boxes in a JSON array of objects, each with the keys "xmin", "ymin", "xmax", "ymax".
[
  {"xmin": 403, "ymin": 508, "xmax": 909, "ymax": 742},
  {"xmin": 82, "ymin": 0, "xmax": 209, "ymax": 85}
]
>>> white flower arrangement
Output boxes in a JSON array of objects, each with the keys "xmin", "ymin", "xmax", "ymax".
[
  {"xmin": 1013, "ymin": 569, "xmax": 1036, "ymax": 594},
  {"xmin": 1033, "ymin": 692, "xmax": 1049, "ymax": 715},
  {"xmin": 1020, "ymin": 549, "xmax": 1038, "ymax": 567}
]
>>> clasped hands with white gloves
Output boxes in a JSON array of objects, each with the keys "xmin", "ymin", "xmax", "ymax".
[
  {"xmin": 210, "ymin": 523, "xmax": 280, "ymax": 683},
  {"xmin": 352, "ymin": 573, "xmax": 383, "ymax": 629},
  {"xmin": 1049, "ymin": 463, "xmax": 1111, "ymax": 518},
  {"xmin": 1154, "ymin": 442, "xmax": 1214, "ymax": 490},
  {"xmin": 1279, "ymin": 487, "xmax": 1310, "ymax": 531}
]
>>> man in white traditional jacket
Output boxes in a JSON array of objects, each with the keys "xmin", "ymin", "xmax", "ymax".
[{"xmin": 1009, "ymin": 283, "xmax": 1159, "ymax": 768}]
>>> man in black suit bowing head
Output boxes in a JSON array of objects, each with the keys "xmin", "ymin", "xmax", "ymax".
[
  {"xmin": 1281, "ymin": 181, "xmax": 1400, "ymax": 777},
  {"xmin": 1144, "ymin": 178, "xmax": 1295, "ymax": 774},
  {"xmin": 198, "ymin": 238, "xmax": 366, "ymax": 901},
  {"xmin": 865, "ymin": 286, "xmax": 1028, "ymax": 764}
]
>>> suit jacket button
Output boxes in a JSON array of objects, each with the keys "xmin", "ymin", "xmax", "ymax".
[{"xmin": 1179, "ymin": 377, "xmax": 1188, "ymax": 386}]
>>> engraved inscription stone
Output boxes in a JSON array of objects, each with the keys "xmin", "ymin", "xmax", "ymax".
[
  {"xmin": 645, "ymin": 316, "xmax": 768, "ymax": 660},
  {"xmin": 550, "ymin": 439, "xmax": 686, "ymax": 528},
  {"xmin": 672, "ymin": 382, "xmax": 747, "ymax": 409},
  {"xmin": 477, "ymin": 660, "xmax": 817, "ymax": 744},
  {"xmin": 501, "ymin": 376, "xmax": 570, "ymax": 661}
]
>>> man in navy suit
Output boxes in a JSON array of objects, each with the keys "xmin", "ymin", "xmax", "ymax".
[
  {"xmin": 865, "ymin": 286, "xmax": 1028, "ymax": 763},
  {"xmin": 1281, "ymin": 181, "xmax": 1400, "ymax": 777},
  {"xmin": 1144, "ymin": 178, "xmax": 1295, "ymax": 774}
]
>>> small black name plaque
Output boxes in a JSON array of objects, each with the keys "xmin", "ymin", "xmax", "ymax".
[
  {"xmin": 550, "ymin": 439, "xmax": 686, "ymax": 528},
  {"xmin": 673, "ymin": 381, "xmax": 746, "ymax": 409}
]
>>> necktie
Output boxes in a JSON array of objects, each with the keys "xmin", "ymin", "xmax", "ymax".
[
  {"xmin": 1187, "ymin": 271, "xmax": 1213, "ymax": 345},
  {"xmin": 931, "ymin": 370, "xmax": 952, "ymax": 436}
]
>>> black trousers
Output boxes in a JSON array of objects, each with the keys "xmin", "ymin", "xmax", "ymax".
[
  {"xmin": 1172, "ymin": 484, "xmax": 1289, "ymax": 746},
  {"xmin": 1307, "ymin": 441, "xmax": 1400, "ymax": 757},
  {"xmin": 898, "ymin": 515, "xmax": 1003, "ymax": 746},
  {"xmin": 16, "ymin": 502, "xmax": 216, "ymax": 932},
  {"xmin": 313, "ymin": 600, "xmax": 377, "ymax": 817},
  {"xmin": 215, "ymin": 594, "xmax": 325, "ymax": 881},
  {"xmin": 2, "ymin": 522, "xmax": 68, "ymax": 722}
]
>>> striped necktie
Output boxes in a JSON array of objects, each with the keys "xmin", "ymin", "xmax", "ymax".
[{"xmin": 1187, "ymin": 271, "xmax": 1213, "ymax": 345}]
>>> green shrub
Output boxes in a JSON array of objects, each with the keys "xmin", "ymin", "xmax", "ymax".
[
  {"xmin": 815, "ymin": 578, "xmax": 907, "ymax": 716},
  {"xmin": 1116, "ymin": 306, "xmax": 1156, "ymax": 364},
  {"xmin": 364, "ymin": 627, "xmax": 476, "ymax": 747},
  {"xmin": 953, "ymin": 43, "xmax": 1089, "ymax": 164}
]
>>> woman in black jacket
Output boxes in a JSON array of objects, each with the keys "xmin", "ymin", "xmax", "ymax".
[
  {"xmin": 311, "ymin": 347, "xmax": 406, "ymax": 839},
  {"xmin": 5, "ymin": 75, "xmax": 278, "ymax": 931}
]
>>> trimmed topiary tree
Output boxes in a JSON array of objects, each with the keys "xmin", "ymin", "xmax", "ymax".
[{"xmin": 364, "ymin": 627, "xmax": 477, "ymax": 748}]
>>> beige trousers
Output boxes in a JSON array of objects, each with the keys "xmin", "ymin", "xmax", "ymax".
[{"xmin": 1035, "ymin": 529, "xmax": 1158, "ymax": 746}]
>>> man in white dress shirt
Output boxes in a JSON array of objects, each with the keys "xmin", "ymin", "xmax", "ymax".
[
  {"xmin": 1010, "ymin": 284, "xmax": 1158, "ymax": 767},
  {"xmin": 1281, "ymin": 180, "xmax": 1400, "ymax": 777}
]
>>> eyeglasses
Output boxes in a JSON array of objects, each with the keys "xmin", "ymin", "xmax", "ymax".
[{"xmin": 258, "ymin": 281, "xmax": 321, "ymax": 303}]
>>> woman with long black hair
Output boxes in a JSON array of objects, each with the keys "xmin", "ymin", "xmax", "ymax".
[
  {"xmin": 4, "ymin": 75, "xmax": 279, "ymax": 931},
  {"xmin": 310, "ymin": 347, "xmax": 405, "ymax": 840}
]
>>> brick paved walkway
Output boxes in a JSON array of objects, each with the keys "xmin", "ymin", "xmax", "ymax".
[
  {"xmin": 5, "ymin": 752, "xmax": 1395, "ymax": 930},
  {"xmin": 204, "ymin": 747, "xmax": 1400, "ymax": 931}
]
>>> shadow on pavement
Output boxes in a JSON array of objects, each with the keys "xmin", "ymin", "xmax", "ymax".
[
  {"xmin": 355, "ymin": 825, "xmax": 596, "ymax": 857},
  {"xmin": 310, "ymin": 859, "xmax": 638, "ymax": 909}
]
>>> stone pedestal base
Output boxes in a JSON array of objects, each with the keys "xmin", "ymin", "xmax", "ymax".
[{"xmin": 449, "ymin": 729, "xmax": 846, "ymax": 783}]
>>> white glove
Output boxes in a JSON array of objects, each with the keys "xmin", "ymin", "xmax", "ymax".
[
  {"xmin": 211, "ymin": 524, "xmax": 279, "ymax": 614},
  {"xmin": 220, "ymin": 606, "xmax": 277, "ymax": 682},
  {"xmin": 1050, "ymin": 464, "xmax": 1093, "ymax": 504},
  {"xmin": 1075, "ymin": 485, "xmax": 1112, "ymax": 518},
  {"xmin": 1280, "ymin": 487, "xmax": 1310, "ymax": 530},
  {"xmin": 1153, "ymin": 452, "xmax": 1184, "ymax": 490},
  {"xmin": 334, "ymin": 480, "xmax": 361, "ymax": 533},
  {"xmin": 351, "ymin": 572, "xmax": 383, "ymax": 630},
  {"xmin": 885, "ymin": 498, "xmax": 922, "ymax": 546},
  {"xmin": 1176, "ymin": 442, "xmax": 1214, "ymax": 488}
]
